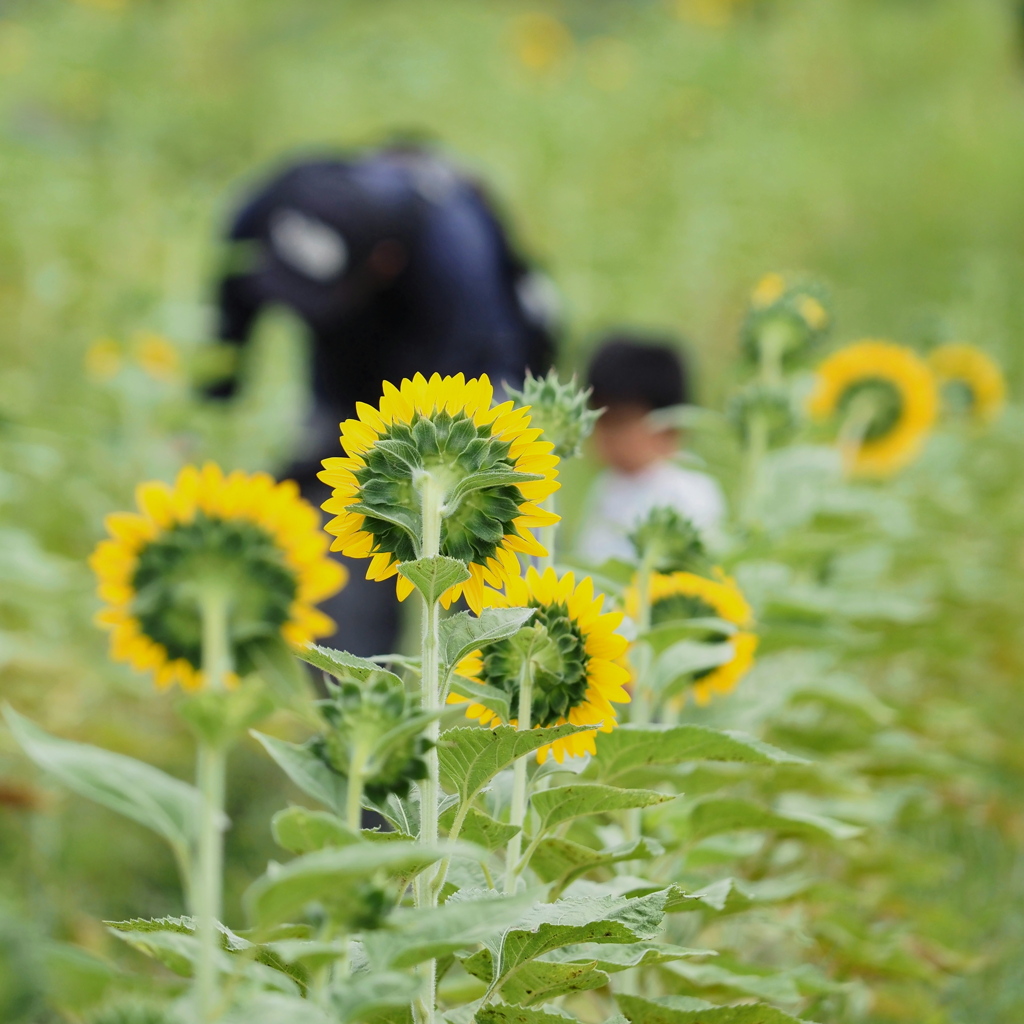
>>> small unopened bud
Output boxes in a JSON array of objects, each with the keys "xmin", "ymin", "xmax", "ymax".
[{"xmin": 507, "ymin": 369, "xmax": 602, "ymax": 461}]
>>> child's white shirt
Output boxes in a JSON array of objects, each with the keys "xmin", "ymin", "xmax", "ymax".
[{"xmin": 575, "ymin": 460, "xmax": 726, "ymax": 565}]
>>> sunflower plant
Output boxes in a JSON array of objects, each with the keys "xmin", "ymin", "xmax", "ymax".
[{"xmin": 5, "ymin": 371, "xmax": 874, "ymax": 1024}]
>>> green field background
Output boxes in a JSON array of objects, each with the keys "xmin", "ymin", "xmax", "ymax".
[{"xmin": 1, "ymin": 1, "xmax": 1023, "ymax": 1020}]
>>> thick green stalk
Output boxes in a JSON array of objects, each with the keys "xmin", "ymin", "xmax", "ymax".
[
  {"xmin": 346, "ymin": 739, "xmax": 371, "ymax": 832},
  {"xmin": 413, "ymin": 473, "xmax": 444, "ymax": 1024},
  {"xmin": 626, "ymin": 561, "xmax": 655, "ymax": 844},
  {"xmin": 741, "ymin": 322, "xmax": 789, "ymax": 525},
  {"xmin": 195, "ymin": 589, "xmax": 231, "ymax": 1023},
  {"xmin": 504, "ymin": 657, "xmax": 535, "ymax": 892},
  {"xmin": 838, "ymin": 390, "xmax": 880, "ymax": 476}
]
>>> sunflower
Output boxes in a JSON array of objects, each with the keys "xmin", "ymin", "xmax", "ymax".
[
  {"xmin": 90, "ymin": 463, "xmax": 346, "ymax": 691},
  {"xmin": 928, "ymin": 343, "xmax": 1006, "ymax": 424},
  {"xmin": 624, "ymin": 570, "xmax": 758, "ymax": 706},
  {"xmin": 807, "ymin": 340, "xmax": 939, "ymax": 477},
  {"xmin": 448, "ymin": 567, "xmax": 630, "ymax": 763},
  {"xmin": 320, "ymin": 373, "xmax": 560, "ymax": 614},
  {"xmin": 743, "ymin": 273, "xmax": 832, "ymax": 369}
]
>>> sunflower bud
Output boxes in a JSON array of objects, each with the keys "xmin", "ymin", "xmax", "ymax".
[
  {"xmin": 628, "ymin": 507, "xmax": 712, "ymax": 576},
  {"xmin": 506, "ymin": 369, "xmax": 602, "ymax": 461},
  {"xmin": 312, "ymin": 673, "xmax": 431, "ymax": 803},
  {"xmin": 742, "ymin": 273, "xmax": 832, "ymax": 373}
]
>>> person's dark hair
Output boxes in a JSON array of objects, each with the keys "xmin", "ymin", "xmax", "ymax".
[{"xmin": 586, "ymin": 333, "xmax": 689, "ymax": 410}]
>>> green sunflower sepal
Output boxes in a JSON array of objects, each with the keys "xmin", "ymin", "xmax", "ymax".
[
  {"xmin": 398, "ymin": 556, "xmax": 471, "ymax": 605},
  {"xmin": 628, "ymin": 506, "xmax": 713, "ymax": 577},
  {"xmin": 175, "ymin": 677, "xmax": 277, "ymax": 749}
]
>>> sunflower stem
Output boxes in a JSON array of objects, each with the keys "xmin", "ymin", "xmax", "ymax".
[
  {"xmin": 194, "ymin": 588, "xmax": 231, "ymax": 1024},
  {"xmin": 626, "ymin": 559, "xmax": 655, "ymax": 844},
  {"xmin": 505, "ymin": 653, "xmax": 536, "ymax": 893},
  {"xmin": 838, "ymin": 390, "xmax": 880, "ymax": 476},
  {"xmin": 414, "ymin": 472, "xmax": 445, "ymax": 1024},
  {"xmin": 346, "ymin": 739, "xmax": 371, "ymax": 832}
]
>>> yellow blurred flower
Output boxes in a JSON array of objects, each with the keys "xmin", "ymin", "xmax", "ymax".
[
  {"xmin": 448, "ymin": 567, "xmax": 630, "ymax": 763},
  {"xmin": 929, "ymin": 343, "xmax": 1006, "ymax": 425},
  {"xmin": 85, "ymin": 338, "xmax": 123, "ymax": 381},
  {"xmin": 90, "ymin": 464, "xmax": 346, "ymax": 691},
  {"xmin": 751, "ymin": 273, "xmax": 786, "ymax": 309},
  {"xmin": 797, "ymin": 294, "xmax": 829, "ymax": 332},
  {"xmin": 808, "ymin": 340, "xmax": 939, "ymax": 478},
  {"xmin": 133, "ymin": 332, "xmax": 182, "ymax": 383},
  {"xmin": 625, "ymin": 569, "xmax": 757, "ymax": 707},
  {"xmin": 511, "ymin": 12, "xmax": 573, "ymax": 75}
]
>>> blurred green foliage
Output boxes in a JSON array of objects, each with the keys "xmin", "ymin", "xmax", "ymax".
[{"xmin": 1, "ymin": 0, "xmax": 1024, "ymax": 1021}]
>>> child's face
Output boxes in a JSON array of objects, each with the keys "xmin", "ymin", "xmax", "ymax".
[{"xmin": 592, "ymin": 403, "xmax": 679, "ymax": 474}]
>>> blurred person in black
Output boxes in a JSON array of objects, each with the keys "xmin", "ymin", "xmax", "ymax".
[{"xmin": 207, "ymin": 145, "xmax": 558, "ymax": 657}]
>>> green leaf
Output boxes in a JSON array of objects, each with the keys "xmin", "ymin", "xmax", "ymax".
[
  {"xmin": 331, "ymin": 971, "xmax": 422, "ymax": 1024},
  {"xmin": 252, "ymin": 730, "xmax": 346, "ymax": 814},
  {"xmin": 175, "ymin": 680, "xmax": 277, "ymax": 747},
  {"xmin": 475, "ymin": 1007, "xmax": 580, "ymax": 1024},
  {"xmin": 244, "ymin": 842, "xmax": 455, "ymax": 926},
  {"xmin": 4, "ymin": 706, "xmax": 200, "ymax": 867},
  {"xmin": 439, "ymin": 805, "xmax": 521, "ymax": 850},
  {"xmin": 664, "ymin": 876, "xmax": 809, "ymax": 916},
  {"xmin": 546, "ymin": 941, "xmax": 712, "ymax": 974},
  {"xmin": 299, "ymin": 645, "xmax": 403, "ymax": 687},
  {"xmin": 530, "ymin": 784, "xmax": 674, "ymax": 835},
  {"xmin": 448, "ymin": 674, "xmax": 512, "ymax": 725},
  {"xmin": 439, "ymin": 724, "xmax": 592, "ymax": 804},
  {"xmin": 653, "ymin": 642, "xmax": 736, "ymax": 692},
  {"xmin": 220, "ymin": 993, "xmax": 336, "ymax": 1024},
  {"xmin": 499, "ymin": 959, "xmax": 608, "ymax": 1006},
  {"xmin": 643, "ymin": 619, "xmax": 738, "ymax": 654},
  {"xmin": 272, "ymin": 806, "xmax": 361, "ymax": 854},
  {"xmin": 664, "ymin": 960, "xmax": 803, "ymax": 1005},
  {"xmin": 463, "ymin": 890, "xmax": 671, "ymax": 992},
  {"xmin": 441, "ymin": 607, "xmax": 537, "ymax": 676},
  {"xmin": 615, "ymin": 994, "xmax": 814, "ymax": 1024},
  {"xmin": 106, "ymin": 917, "xmax": 303, "ymax": 992},
  {"xmin": 529, "ymin": 837, "xmax": 663, "ymax": 893},
  {"xmin": 686, "ymin": 798, "xmax": 862, "ymax": 843},
  {"xmin": 398, "ymin": 556, "xmax": 471, "ymax": 604},
  {"xmin": 347, "ymin": 502, "xmax": 421, "ymax": 547},
  {"xmin": 593, "ymin": 725, "xmax": 807, "ymax": 784},
  {"xmin": 445, "ymin": 468, "xmax": 545, "ymax": 512},
  {"xmin": 362, "ymin": 890, "xmax": 536, "ymax": 969}
]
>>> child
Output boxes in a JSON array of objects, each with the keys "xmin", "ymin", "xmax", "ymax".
[{"xmin": 575, "ymin": 333, "xmax": 726, "ymax": 564}]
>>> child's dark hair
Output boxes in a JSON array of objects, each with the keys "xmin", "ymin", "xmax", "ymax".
[{"xmin": 586, "ymin": 332, "xmax": 689, "ymax": 410}]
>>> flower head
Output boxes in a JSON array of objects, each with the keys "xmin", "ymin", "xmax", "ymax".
[
  {"xmin": 624, "ymin": 570, "xmax": 757, "ymax": 706},
  {"xmin": 743, "ymin": 273, "xmax": 832, "ymax": 369},
  {"xmin": 133, "ymin": 332, "xmax": 181, "ymax": 383},
  {"xmin": 85, "ymin": 337, "xmax": 123, "ymax": 381},
  {"xmin": 928, "ymin": 343, "xmax": 1006, "ymax": 425},
  {"xmin": 628, "ymin": 506, "xmax": 711, "ymax": 576},
  {"xmin": 90, "ymin": 464, "xmax": 346, "ymax": 690},
  {"xmin": 320, "ymin": 373, "xmax": 560, "ymax": 614},
  {"xmin": 807, "ymin": 340, "xmax": 939, "ymax": 477},
  {"xmin": 448, "ymin": 567, "xmax": 630, "ymax": 763},
  {"xmin": 506, "ymin": 369, "xmax": 601, "ymax": 461}
]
